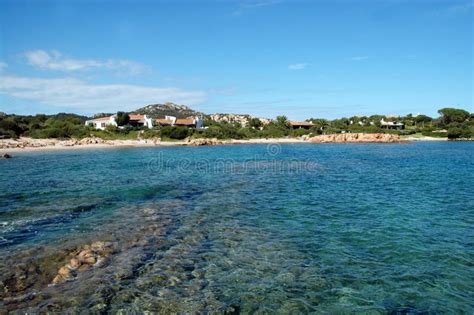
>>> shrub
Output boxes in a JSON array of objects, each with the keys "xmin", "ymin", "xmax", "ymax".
[
  {"xmin": 447, "ymin": 127, "xmax": 471, "ymax": 139},
  {"xmin": 0, "ymin": 118, "xmax": 23, "ymax": 136},
  {"xmin": 160, "ymin": 126, "xmax": 191, "ymax": 140},
  {"xmin": 141, "ymin": 129, "xmax": 160, "ymax": 139},
  {"xmin": 116, "ymin": 112, "xmax": 130, "ymax": 126}
]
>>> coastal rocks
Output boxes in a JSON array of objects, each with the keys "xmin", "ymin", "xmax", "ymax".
[
  {"xmin": 2, "ymin": 153, "xmax": 12, "ymax": 158},
  {"xmin": 308, "ymin": 133, "xmax": 403, "ymax": 143},
  {"xmin": 0, "ymin": 138, "xmax": 55, "ymax": 149},
  {"xmin": 78, "ymin": 137, "xmax": 106, "ymax": 145},
  {"xmin": 51, "ymin": 241, "xmax": 113, "ymax": 285},
  {"xmin": 0, "ymin": 137, "xmax": 109, "ymax": 150},
  {"xmin": 187, "ymin": 138, "xmax": 223, "ymax": 146}
]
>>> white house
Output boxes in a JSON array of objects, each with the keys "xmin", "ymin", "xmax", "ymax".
[
  {"xmin": 128, "ymin": 114, "xmax": 154, "ymax": 129},
  {"xmin": 85, "ymin": 114, "xmax": 154, "ymax": 130},
  {"xmin": 85, "ymin": 116, "xmax": 118, "ymax": 130},
  {"xmin": 380, "ymin": 118, "xmax": 405, "ymax": 130},
  {"xmin": 155, "ymin": 115, "xmax": 204, "ymax": 128}
]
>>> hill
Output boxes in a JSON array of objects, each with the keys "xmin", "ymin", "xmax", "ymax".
[{"xmin": 133, "ymin": 102, "xmax": 204, "ymax": 118}]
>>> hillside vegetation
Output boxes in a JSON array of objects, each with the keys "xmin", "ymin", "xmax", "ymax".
[
  {"xmin": 0, "ymin": 107, "xmax": 472, "ymax": 141},
  {"xmin": 133, "ymin": 102, "xmax": 203, "ymax": 119}
]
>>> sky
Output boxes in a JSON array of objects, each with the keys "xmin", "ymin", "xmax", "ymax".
[{"xmin": 0, "ymin": 0, "xmax": 472, "ymax": 120}]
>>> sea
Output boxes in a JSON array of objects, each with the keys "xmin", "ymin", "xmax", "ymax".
[{"xmin": 0, "ymin": 142, "xmax": 473, "ymax": 313}]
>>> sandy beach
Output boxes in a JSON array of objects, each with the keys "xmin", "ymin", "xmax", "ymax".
[
  {"xmin": 0, "ymin": 135, "xmax": 454, "ymax": 154},
  {"xmin": 402, "ymin": 136, "xmax": 449, "ymax": 141},
  {"xmin": 0, "ymin": 137, "xmax": 308, "ymax": 153}
]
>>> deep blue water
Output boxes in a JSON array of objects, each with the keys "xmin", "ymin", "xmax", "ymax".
[{"xmin": 0, "ymin": 142, "xmax": 473, "ymax": 313}]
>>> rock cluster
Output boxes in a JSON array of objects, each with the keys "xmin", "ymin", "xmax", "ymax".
[
  {"xmin": 52, "ymin": 241, "xmax": 113, "ymax": 285},
  {"xmin": 308, "ymin": 133, "xmax": 403, "ymax": 143},
  {"xmin": 0, "ymin": 138, "xmax": 57, "ymax": 149},
  {"xmin": 187, "ymin": 138, "xmax": 223, "ymax": 146},
  {"xmin": 0, "ymin": 137, "xmax": 108, "ymax": 149},
  {"xmin": 208, "ymin": 113, "xmax": 272, "ymax": 127},
  {"xmin": 77, "ymin": 137, "xmax": 106, "ymax": 145}
]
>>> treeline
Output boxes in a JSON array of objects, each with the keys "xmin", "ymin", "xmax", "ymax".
[
  {"xmin": 308, "ymin": 108, "xmax": 474, "ymax": 139},
  {"xmin": 0, "ymin": 113, "xmax": 89, "ymax": 139},
  {"xmin": 0, "ymin": 107, "xmax": 472, "ymax": 140},
  {"xmin": 161, "ymin": 116, "xmax": 309, "ymax": 140},
  {"xmin": 161, "ymin": 108, "xmax": 473, "ymax": 140}
]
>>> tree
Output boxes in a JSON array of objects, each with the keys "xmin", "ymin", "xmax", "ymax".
[
  {"xmin": 275, "ymin": 115, "xmax": 289, "ymax": 128},
  {"xmin": 0, "ymin": 117, "xmax": 23, "ymax": 136},
  {"xmin": 249, "ymin": 117, "xmax": 262, "ymax": 129},
  {"xmin": 447, "ymin": 126, "xmax": 472, "ymax": 139},
  {"xmin": 415, "ymin": 115, "xmax": 432, "ymax": 123},
  {"xmin": 116, "ymin": 112, "xmax": 130, "ymax": 126},
  {"xmin": 332, "ymin": 118, "xmax": 350, "ymax": 130},
  {"xmin": 414, "ymin": 114, "xmax": 432, "ymax": 128},
  {"xmin": 447, "ymin": 127, "xmax": 464, "ymax": 139},
  {"xmin": 438, "ymin": 108, "xmax": 470, "ymax": 126},
  {"xmin": 309, "ymin": 118, "xmax": 329, "ymax": 133}
]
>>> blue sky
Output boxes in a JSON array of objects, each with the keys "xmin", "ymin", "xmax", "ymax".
[{"xmin": 0, "ymin": 0, "xmax": 472, "ymax": 119}]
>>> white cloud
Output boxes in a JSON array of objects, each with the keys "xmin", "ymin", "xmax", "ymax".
[
  {"xmin": 0, "ymin": 62, "xmax": 7, "ymax": 72},
  {"xmin": 23, "ymin": 50, "xmax": 148, "ymax": 75},
  {"xmin": 0, "ymin": 75, "xmax": 207, "ymax": 113},
  {"xmin": 288, "ymin": 63, "xmax": 308, "ymax": 70},
  {"xmin": 444, "ymin": 1, "xmax": 473, "ymax": 14},
  {"xmin": 233, "ymin": 0, "xmax": 282, "ymax": 15},
  {"xmin": 350, "ymin": 56, "xmax": 369, "ymax": 61}
]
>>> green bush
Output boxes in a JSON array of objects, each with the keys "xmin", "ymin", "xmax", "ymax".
[
  {"xmin": 160, "ymin": 126, "xmax": 191, "ymax": 140},
  {"xmin": 447, "ymin": 127, "xmax": 471, "ymax": 139},
  {"xmin": 421, "ymin": 130, "xmax": 448, "ymax": 138},
  {"xmin": 290, "ymin": 128, "xmax": 311, "ymax": 137},
  {"xmin": 0, "ymin": 128, "xmax": 17, "ymax": 139},
  {"xmin": 141, "ymin": 129, "xmax": 160, "ymax": 139},
  {"xmin": 0, "ymin": 118, "xmax": 23, "ymax": 136}
]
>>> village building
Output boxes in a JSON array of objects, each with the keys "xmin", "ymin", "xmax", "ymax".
[
  {"xmin": 128, "ymin": 114, "xmax": 154, "ymax": 128},
  {"xmin": 289, "ymin": 121, "xmax": 314, "ymax": 129},
  {"xmin": 380, "ymin": 118, "xmax": 405, "ymax": 130},
  {"xmin": 84, "ymin": 116, "xmax": 118, "ymax": 130},
  {"xmin": 155, "ymin": 116, "xmax": 204, "ymax": 128},
  {"xmin": 155, "ymin": 115, "xmax": 176, "ymax": 126},
  {"xmin": 85, "ymin": 114, "xmax": 153, "ymax": 130}
]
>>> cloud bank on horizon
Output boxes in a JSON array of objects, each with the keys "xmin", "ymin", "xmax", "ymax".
[
  {"xmin": 0, "ymin": 0, "xmax": 472, "ymax": 119},
  {"xmin": 0, "ymin": 49, "xmax": 207, "ymax": 113}
]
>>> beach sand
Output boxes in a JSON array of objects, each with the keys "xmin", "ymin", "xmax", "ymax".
[
  {"xmin": 1, "ymin": 135, "xmax": 452, "ymax": 154},
  {"xmin": 0, "ymin": 137, "xmax": 306, "ymax": 153}
]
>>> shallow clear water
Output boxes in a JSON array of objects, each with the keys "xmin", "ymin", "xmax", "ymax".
[{"xmin": 0, "ymin": 142, "xmax": 473, "ymax": 313}]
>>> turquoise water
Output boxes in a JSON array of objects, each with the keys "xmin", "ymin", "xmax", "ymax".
[{"xmin": 0, "ymin": 142, "xmax": 473, "ymax": 313}]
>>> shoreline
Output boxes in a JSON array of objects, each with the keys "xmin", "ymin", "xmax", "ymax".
[
  {"xmin": 402, "ymin": 136, "xmax": 449, "ymax": 142},
  {"xmin": 0, "ymin": 137, "xmax": 306, "ymax": 153},
  {"xmin": 0, "ymin": 135, "xmax": 456, "ymax": 154}
]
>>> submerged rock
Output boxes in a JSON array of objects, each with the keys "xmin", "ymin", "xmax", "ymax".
[
  {"xmin": 57, "ymin": 266, "xmax": 72, "ymax": 278},
  {"xmin": 51, "ymin": 241, "xmax": 113, "ymax": 285},
  {"xmin": 83, "ymin": 256, "xmax": 97, "ymax": 265},
  {"xmin": 69, "ymin": 258, "xmax": 81, "ymax": 269}
]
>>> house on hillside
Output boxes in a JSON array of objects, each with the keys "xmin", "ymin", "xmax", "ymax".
[
  {"xmin": 289, "ymin": 121, "xmax": 314, "ymax": 129},
  {"xmin": 155, "ymin": 116, "xmax": 204, "ymax": 128},
  {"xmin": 155, "ymin": 115, "xmax": 176, "ymax": 126},
  {"xmin": 128, "ymin": 114, "xmax": 154, "ymax": 128},
  {"xmin": 85, "ymin": 114, "xmax": 153, "ymax": 130},
  {"xmin": 380, "ymin": 118, "xmax": 405, "ymax": 130},
  {"xmin": 85, "ymin": 116, "xmax": 118, "ymax": 130}
]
